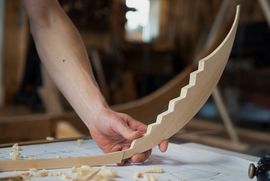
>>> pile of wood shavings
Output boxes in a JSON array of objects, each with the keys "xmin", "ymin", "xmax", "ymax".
[
  {"xmin": 17, "ymin": 166, "xmax": 165, "ymax": 180},
  {"xmin": 9, "ymin": 143, "xmax": 37, "ymax": 160},
  {"xmin": 72, "ymin": 165, "xmax": 117, "ymax": 181},
  {"xmin": 18, "ymin": 165, "xmax": 117, "ymax": 181},
  {"xmin": 19, "ymin": 168, "xmax": 71, "ymax": 180},
  {"xmin": 9, "ymin": 143, "xmax": 22, "ymax": 160}
]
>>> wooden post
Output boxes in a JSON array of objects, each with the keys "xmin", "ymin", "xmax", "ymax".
[
  {"xmin": 258, "ymin": 0, "xmax": 270, "ymax": 27},
  {"xmin": 213, "ymin": 87, "xmax": 240, "ymax": 144},
  {"xmin": 0, "ymin": 0, "xmax": 5, "ymax": 106},
  {"xmin": 3, "ymin": 0, "xmax": 28, "ymax": 104}
]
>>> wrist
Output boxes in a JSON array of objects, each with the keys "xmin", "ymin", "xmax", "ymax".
[{"xmin": 83, "ymin": 96, "xmax": 110, "ymax": 129}]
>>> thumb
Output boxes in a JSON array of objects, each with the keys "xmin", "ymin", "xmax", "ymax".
[{"xmin": 114, "ymin": 120, "xmax": 143, "ymax": 141}]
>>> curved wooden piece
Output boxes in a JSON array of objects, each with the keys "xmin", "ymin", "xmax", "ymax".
[
  {"xmin": 123, "ymin": 5, "xmax": 240, "ymax": 159},
  {"xmin": 0, "ymin": 6, "xmax": 240, "ymax": 171}
]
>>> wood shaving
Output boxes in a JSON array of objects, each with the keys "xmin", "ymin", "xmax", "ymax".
[
  {"xmin": 82, "ymin": 169, "xmax": 100, "ymax": 180},
  {"xmin": 29, "ymin": 168, "xmax": 38, "ymax": 177},
  {"xmin": 145, "ymin": 175, "xmax": 157, "ymax": 181},
  {"xmin": 46, "ymin": 136, "xmax": 55, "ymax": 141},
  {"xmin": 76, "ymin": 139, "xmax": 84, "ymax": 145},
  {"xmin": 133, "ymin": 171, "xmax": 144, "ymax": 180},
  {"xmin": 9, "ymin": 150, "xmax": 22, "ymax": 160},
  {"xmin": 77, "ymin": 165, "xmax": 94, "ymax": 177},
  {"xmin": 18, "ymin": 168, "xmax": 72, "ymax": 180},
  {"xmin": 9, "ymin": 143, "xmax": 22, "ymax": 160},
  {"xmin": 29, "ymin": 168, "xmax": 38, "ymax": 172},
  {"xmin": 12, "ymin": 143, "xmax": 21, "ymax": 151},
  {"xmin": 143, "ymin": 168, "xmax": 164, "ymax": 174},
  {"xmin": 19, "ymin": 172, "xmax": 31, "ymax": 179},
  {"xmin": 71, "ymin": 166, "xmax": 77, "ymax": 173},
  {"xmin": 61, "ymin": 173, "xmax": 72, "ymax": 180},
  {"xmin": 133, "ymin": 168, "xmax": 164, "ymax": 180},
  {"xmin": 81, "ymin": 165, "xmax": 92, "ymax": 170},
  {"xmin": 38, "ymin": 169, "xmax": 49, "ymax": 177},
  {"xmin": 72, "ymin": 165, "xmax": 117, "ymax": 181},
  {"xmin": 99, "ymin": 166, "xmax": 117, "ymax": 178}
]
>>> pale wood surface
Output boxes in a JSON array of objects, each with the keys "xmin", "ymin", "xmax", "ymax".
[
  {"xmin": 123, "ymin": 5, "xmax": 240, "ymax": 159},
  {"xmin": 0, "ymin": 6, "xmax": 240, "ymax": 171},
  {"xmin": 192, "ymin": 0, "xmax": 240, "ymax": 144}
]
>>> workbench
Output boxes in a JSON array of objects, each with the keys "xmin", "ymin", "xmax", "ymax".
[{"xmin": 0, "ymin": 139, "xmax": 257, "ymax": 180}]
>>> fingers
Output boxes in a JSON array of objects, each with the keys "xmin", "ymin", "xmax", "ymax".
[
  {"xmin": 113, "ymin": 144, "xmax": 152, "ymax": 165},
  {"xmin": 131, "ymin": 149, "xmax": 152, "ymax": 163},
  {"xmin": 114, "ymin": 121, "xmax": 142, "ymax": 141},
  {"xmin": 158, "ymin": 140, "xmax": 168, "ymax": 152},
  {"xmin": 125, "ymin": 115, "xmax": 147, "ymax": 133},
  {"xmin": 113, "ymin": 114, "xmax": 146, "ymax": 141},
  {"xmin": 126, "ymin": 115, "xmax": 168, "ymax": 153}
]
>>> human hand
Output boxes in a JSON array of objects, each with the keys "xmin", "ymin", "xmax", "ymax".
[{"xmin": 88, "ymin": 108, "xmax": 168, "ymax": 164}]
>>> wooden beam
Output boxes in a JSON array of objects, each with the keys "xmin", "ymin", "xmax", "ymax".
[{"xmin": 3, "ymin": 0, "xmax": 28, "ymax": 103}]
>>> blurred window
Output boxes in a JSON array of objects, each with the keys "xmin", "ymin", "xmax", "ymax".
[{"xmin": 125, "ymin": 0, "xmax": 160, "ymax": 42}]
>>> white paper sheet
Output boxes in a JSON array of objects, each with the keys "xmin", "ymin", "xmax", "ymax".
[{"xmin": 0, "ymin": 140, "xmax": 254, "ymax": 180}]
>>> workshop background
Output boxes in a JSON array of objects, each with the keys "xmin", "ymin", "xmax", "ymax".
[{"xmin": 0, "ymin": 0, "xmax": 269, "ymax": 157}]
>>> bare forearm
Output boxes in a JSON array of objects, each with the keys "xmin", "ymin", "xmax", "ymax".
[{"xmin": 23, "ymin": 0, "xmax": 108, "ymax": 127}]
